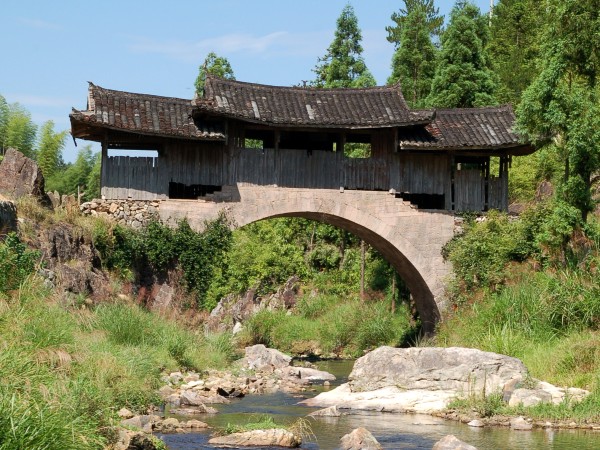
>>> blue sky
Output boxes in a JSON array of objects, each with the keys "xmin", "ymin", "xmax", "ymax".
[{"xmin": 1, "ymin": 0, "xmax": 492, "ymax": 162}]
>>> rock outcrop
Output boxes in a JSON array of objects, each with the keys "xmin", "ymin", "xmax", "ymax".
[
  {"xmin": 339, "ymin": 427, "xmax": 382, "ymax": 450},
  {"xmin": 37, "ymin": 222, "xmax": 108, "ymax": 296},
  {"xmin": 301, "ymin": 347, "xmax": 528, "ymax": 413},
  {"xmin": 207, "ymin": 276, "xmax": 300, "ymax": 333},
  {"xmin": 208, "ymin": 429, "xmax": 301, "ymax": 448},
  {"xmin": 0, "ymin": 148, "xmax": 48, "ymax": 203}
]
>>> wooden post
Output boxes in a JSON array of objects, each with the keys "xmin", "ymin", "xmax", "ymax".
[
  {"xmin": 391, "ymin": 272, "xmax": 396, "ymax": 314},
  {"xmin": 100, "ymin": 139, "xmax": 108, "ymax": 199},
  {"xmin": 360, "ymin": 240, "xmax": 365, "ymax": 301}
]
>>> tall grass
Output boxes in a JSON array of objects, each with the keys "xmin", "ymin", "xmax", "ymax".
[
  {"xmin": 0, "ymin": 278, "xmax": 238, "ymax": 448},
  {"xmin": 238, "ymin": 289, "xmax": 414, "ymax": 358}
]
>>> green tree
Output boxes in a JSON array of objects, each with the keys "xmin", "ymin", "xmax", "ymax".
[
  {"xmin": 46, "ymin": 145, "xmax": 97, "ymax": 197},
  {"xmin": 1, "ymin": 103, "xmax": 37, "ymax": 158},
  {"xmin": 427, "ymin": 0, "xmax": 497, "ymax": 107},
  {"xmin": 36, "ymin": 121, "xmax": 68, "ymax": 178},
  {"xmin": 86, "ymin": 152, "xmax": 102, "ymax": 200},
  {"xmin": 387, "ymin": 5, "xmax": 438, "ymax": 106},
  {"xmin": 194, "ymin": 52, "xmax": 235, "ymax": 96},
  {"xmin": 312, "ymin": 4, "xmax": 376, "ymax": 88},
  {"xmin": 488, "ymin": 0, "xmax": 544, "ymax": 104},
  {"xmin": 516, "ymin": 0, "xmax": 600, "ymax": 221},
  {"xmin": 386, "ymin": 0, "xmax": 444, "ymax": 47},
  {"xmin": 0, "ymin": 95, "xmax": 9, "ymax": 155}
]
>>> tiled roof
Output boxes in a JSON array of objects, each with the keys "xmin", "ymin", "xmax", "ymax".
[
  {"xmin": 193, "ymin": 75, "xmax": 434, "ymax": 128},
  {"xmin": 70, "ymin": 83, "xmax": 225, "ymax": 141},
  {"xmin": 399, "ymin": 105, "xmax": 527, "ymax": 151}
]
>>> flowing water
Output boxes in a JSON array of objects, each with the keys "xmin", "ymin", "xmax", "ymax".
[{"xmin": 159, "ymin": 360, "xmax": 600, "ymax": 449}]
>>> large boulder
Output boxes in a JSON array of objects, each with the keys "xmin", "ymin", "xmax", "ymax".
[
  {"xmin": 349, "ymin": 347, "xmax": 527, "ymax": 394},
  {"xmin": 242, "ymin": 344, "xmax": 292, "ymax": 371},
  {"xmin": 301, "ymin": 347, "xmax": 528, "ymax": 413},
  {"xmin": 339, "ymin": 427, "xmax": 382, "ymax": 450},
  {"xmin": 208, "ymin": 429, "xmax": 301, "ymax": 447},
  {"xmin": 0, "ymin": 148, "xmax": 47, "ymax": 202}
]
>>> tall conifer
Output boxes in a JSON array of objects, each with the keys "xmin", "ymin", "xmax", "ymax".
[
  {"xmin": 427, "ymin": 1, "xmax": 497, "ymax": 107},
  {"xmin": 313, "ymin": 4, "xmax": 376, "ymax": 88},
  {"xmin": 387, "ymin": 6, "xmax": 438, "ymax": 107},
  {"xmin": 488, "ymin": 0, "xmax": 543, "ymax": 104}
]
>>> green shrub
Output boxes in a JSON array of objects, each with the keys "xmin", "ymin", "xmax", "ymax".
[
  {"xmin": 443, "ymin": 211, "xmax": 531, "ymax": 297},
  {"xmin": 0, "ymin": 233, "xmax": 39, "ymax": 293}
]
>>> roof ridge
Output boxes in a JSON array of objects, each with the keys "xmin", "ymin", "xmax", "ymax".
[
  {"xmin": 87, "ymin": 82, "xmax": 193, "ymax": 104},
  {"xmin": 204, "ymin": 74, "xmax": 406, "ymax": 93},
  {"xmin": 434, "ymin": 104, "xmax": 514, "ymax": 114}
]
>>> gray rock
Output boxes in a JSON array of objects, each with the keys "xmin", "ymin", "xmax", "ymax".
[
  {"xmin": 467, "ymin": 419, "xmax": 484, "ymax": 427},
  {"xmin": 158, "ymin": 385, "xmax": 176, "ymax": 398},
  {"xmin": 117, "ymin": 408, "xmax": 134, "ymax": 419},
  {"xmin": 340, "ymin": 427, "xmax": 382, "ymax": 450},
  {"xmin": 508, "ymin": 388, "xmax": 553, "ymax": 407},
  {"xmin": 181, "ymin": 419, "xmax": 209, "ymax": 429},
  {"xmin": 159, "ymin": 417, "xmax": 180, "ymax": 432},
  {"xmin": 349, "ymin": 347, "xmax": 527, "ymax": 394},
  {"xmin": 120, "ymin": 414, "xmax": 161, "ymax": 430},
  {"xmin": 432, "ymin": 435, "xmax": 478, "ymax": 450},
  {"xmin": 242, "ymin": 344, "xmax": 292, "ymax": 370},
  {"xmin": 180, "ymin": 390, "xmax": 229, "ymax": 406},
  {"xmin": 170, "ymin": 404, "xmax": 219, "ymax": 415},
  {"xmin": 0, "ymin": 148, "xmax": 48, "ymax": 203},
  {"xmin": 510, "ymin": 416, "xmax": 533, "ymax": 430},
  {"xmin": 208, "ymin": 428, "xmax": 301, "ymax": 448},
  {"xmin": 291, "ymin": 366, "xmax": 336, "ymax": 381}
]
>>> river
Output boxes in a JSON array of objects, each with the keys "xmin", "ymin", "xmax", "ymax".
[{"xmin": 159, "ymin": 360, "xmax": 600, "ymax": 449}]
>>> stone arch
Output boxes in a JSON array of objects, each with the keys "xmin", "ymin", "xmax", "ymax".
[{"xmin": 160, "ymin": 186, "xmax": 455, "ymax": 333}]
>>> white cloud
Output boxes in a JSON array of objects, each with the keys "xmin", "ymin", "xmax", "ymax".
[
  {"xmin": 6, "ymin": 94, "xmax": 75, "ymax": 108},
  {"xmin": 19, "ymin": 18, "xmax": 61, "ymax": 31},
  {"xmin": 129, "ymin": 31, "xmax": 288, "ymax": 62},
  {"xmin": 127, "ymin": 30, "xmax": 331, "ymax": 63}
]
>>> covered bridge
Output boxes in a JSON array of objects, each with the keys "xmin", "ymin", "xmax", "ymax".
[{"xmin": 70, "ymin": 76, "xmax": 532, "ymax": 212}]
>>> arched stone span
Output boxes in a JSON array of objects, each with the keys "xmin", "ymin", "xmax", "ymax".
[{"xmin": 160, "ymin": 185, "xmax": 455, "ymax": 332}]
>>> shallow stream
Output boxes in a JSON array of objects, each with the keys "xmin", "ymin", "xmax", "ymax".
[{"xmin": 159, "ymin": 360, "xmax": 600, "ymax": 449}]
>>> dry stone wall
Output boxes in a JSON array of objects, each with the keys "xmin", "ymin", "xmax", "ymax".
[{"xmin": 80, "ymin": 199, "xmax": 160, "ymax": 228}]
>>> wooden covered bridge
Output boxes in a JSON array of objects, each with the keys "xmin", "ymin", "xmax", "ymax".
[{"xmin": 70, "ymin": 76, "xmax": 532, "ymax": 331}]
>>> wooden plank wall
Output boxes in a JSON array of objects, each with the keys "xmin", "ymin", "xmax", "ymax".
[
  {"xmin": 102, "ymin": 137, "xmax": 518, "ymax": 212},
  {"xmin": 102, "ymin": 155, "xmax": 163, "ymax": 200},
  {"xmin": 454, "ymin": 169, "xmax": 485, "ymax": 212},
  {"xmin": 102, "ymin": 145, "xmax": 453, "ymax": 199}
]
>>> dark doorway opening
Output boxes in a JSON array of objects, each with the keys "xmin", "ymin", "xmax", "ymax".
[
  {"xmin": 169, "ymin": 182, "xmax": 221, "ymax": 199},
  {"xmin": 397, "ymin": 192, "xmax": 445, "ymax": 209}
]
